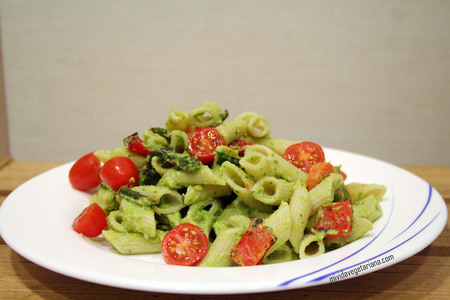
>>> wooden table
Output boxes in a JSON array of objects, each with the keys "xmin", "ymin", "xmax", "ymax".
[{"xmin": 0, "ymin": 157, "xmax": 449, "ymax": 299}]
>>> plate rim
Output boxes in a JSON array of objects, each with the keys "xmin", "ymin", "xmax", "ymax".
[{"xmin": 0, "ymin": 147, "xmax": 447, "ymax": 294}]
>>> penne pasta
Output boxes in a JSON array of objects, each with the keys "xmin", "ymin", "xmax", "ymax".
[
  {"xmin": 289, "ymin": 184, "xmax": 312, "ymax": 253},
  {"xmin": 299, "ymin": 233, "xmax": 325, "ymax": 259},
  {"xmin": 71, "ymin": 102, "xmax": 385, "ymax": 268},
  {"xmin": 251, "ymin": 176, "xmax": 293, "ymax": 206}
]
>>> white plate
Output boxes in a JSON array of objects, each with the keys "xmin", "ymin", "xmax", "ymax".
[{"xmin": 0, "ymin": 148, "xmax": 447, "ymax": 294}]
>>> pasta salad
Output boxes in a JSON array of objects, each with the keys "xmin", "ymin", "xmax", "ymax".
[{"xmin": 69, "ymin": 102, "xmax": 386, "ymax": 267}]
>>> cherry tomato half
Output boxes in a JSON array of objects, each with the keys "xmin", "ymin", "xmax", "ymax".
[
  {"xmin": 188, "ymin": 127, "xmax": 225, "ymax": 164},
  {"xmin": 306, "ymin": 162, "xmax": 335, "ymax": 190},
  {"xmin": 99, "ymin": 157, "xmax": 139, "ymax": 191},
  {"xmin": 284, "ymin": 142, "xmax": 325, "ymax": 173},
  {"xmin": 68, "ymin": 152, "xmax": 102, "ymax": 191},
  {"xmin": 72, "ymin": 203, "xmax": 107, "ymax": 237},
  {"xmin": 161, "ymin": 223, "xmax": 209, "ymax": 266},
  {"xmin": 230, "ymin": 218, "xmax": 277, "ymax": 266}
]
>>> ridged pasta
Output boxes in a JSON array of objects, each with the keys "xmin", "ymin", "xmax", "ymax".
[
  {"xmin": 353, "ymin": 194, "xmax": 383, "ymax": 223},
  {"xmin": 79, "ymin": 102, "xmax": 386, "ymax": 267},
  {"xmin": 165, "ymin": 109, "xmax": 189, "ymax": 131},
  {"xmin": 216, "ymin": 117, "xmax": 247, "ymax": 144},
  {"xmin": 240, "ymin": 150, "xmax": 273, "ymax": 181},
  {"xmin": 143, "ymin": 130, "xmax": 169, "ymax": 151},
  {"xmin": 221, "ymin": 161, "xmax": 273, "ymax": 213},
  {"xmin": 212, "ymin": 197, "xmax": 262, "ymax": 236},
  {"xmin": 152, "ymin": 188, "xmax": 184, "ymax": 215},
  {"xmin": 299, "ymin": 233, "xmax": 325, "ymax": 259},
  {"xmin": 246, "ymin": 136, "xmax": 297, "ymax": 156},
  {"xmin": 262, "ymin": 243, "xmax": 295, "ymax": 264},
  {"xmin": 102, "ymin": 230, "xmax": 164, "ymax": 255},
  {"xmin": 263, "ymin": 202, "xmax": 291, "ymax": 256},
  {"xmin": 309, "ymin": 173, "xmax": 344, "ymax": 215},
  {"xmin": 168, "ymin": 130, "xmax": 189, "ymax": 153},
  {"xmin": 245, "ymin": 144, "xmax": 307, "ymax": 183},
  {"xmin": 106, "ymin": 211, "xmax": 127, "ymax": 232},
  {"xmin": 120, "ymin": 199, "xmax": 157, "ymax": 238},
  {"xmin": 150, "ymin": 156, "xmax": 169, "ymax": 175},
  {"xmin": 346, "ymin": 183, "xmax": 387, "ymax": 202},
  {"xmin": 251, "ymin": 176, "xmax": 293, "ymax": 206},
  {"xmin": 181, "ymin": 198, "xmax": 222, "ymax": 237},
  {"xmin": 246, "ymin": 113, "xmax": 270, "ymax": 138},
  {"xmin": 158, "ymin": 165, "xmax": 226, "ymax": 189},
  {"xmin": 197, "ymin": 227, "xmax": 244, "ymax": 267},
  {"xmin": 188, "ymin": 102, "xmax": 225, "ymax": 128},
  {"xmin": 184, "ymin": 184, "xmax": 232, "ymax": 206},
  {"xmin": 289, "ymin": 185, "xmax": 312, "ymax": 253}
]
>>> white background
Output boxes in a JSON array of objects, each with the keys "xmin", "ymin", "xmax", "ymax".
[{"xmin": 1, "ymin": 0, "xmax": 449, "ymax": 164}]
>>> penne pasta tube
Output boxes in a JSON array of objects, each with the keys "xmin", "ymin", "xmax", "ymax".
[
  {"xmin": 299, "ymin": 233, "xmax": 325, "ymax": 259},
  {"xmin": 72, "ymin": 102, "xmax": 386, "ymax": 267},
  {"xmin": 346, "ymin": 183, "xmax": 387, "ymax": 202},
  {"xmin": 262, "ymin": 243, "xmax": 295, "ymax": 265},
  {"xmin": 353, "ymin": 194, "xmax": 383, "ymax": 223},
  {"xmin": 251, "ymin": 176, "xmax": 294, "ymax": 206},
  {"xmin": 184, "ymin": 184, "xmax": 232, "ymax": 205},
  {"xmin": 188, "ymin": 102, "xmax": 227, "ymax": 128},
  {"xmin": 158, "ymin": 165, "xmax": 226, "ymax": 189},
  {"xmin": 197, "ymin": 227, "xmax": 245, "ymax": 267},
  {"xmin": 289, "ymin": 184, "xmax": 312, "ymax": 253},
  {"xmin": 143, "ymin": 130, "xmax": 169, "ymax": 151},
  {"xmin": 247, "ymin": 113, "xmax": 270, "ymax": 138},
  {"xmin": 120, "ymin": 199, "xmax": 157, "ymax": 238},
  {"xmin": 102, "ymin": 230, "xmax": 165, "ymax": 255},
  {"xmin": 240, "ymin": 150, "xmax": 273, "ymax": 181},
  {"xmin": 181, "ymin": 199, "xmax": 222, "ymax": 237},
  {"xmin": 165, "ymin": 109, "xmax": 189, "ymax": 131},
  {"xmin": 263, "ymin": 202, "xmax": 291, "ymax": 256},
  {"xmin": 245, "ymin": 144, "xmax": 307, "ymax": 183},
  {"xmin": 168, "ymin": 130, "xmax": 189, "ymax": 153},
  {"xmin": 309, "ymin": 173, "xmax": 344, "ymax": 215},
  {"xmin": 216, "ymin": 117, "xmax": 247, "ymax": 144},
  {"xmin": 246, "ymin": 136, "xmax": 298, "ymax": 157},
  {"xmin": 221, "ymin": 161, "xmax": 273, "ymax": 213}
]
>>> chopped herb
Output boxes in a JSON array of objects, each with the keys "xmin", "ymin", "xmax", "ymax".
[
  {"xmin": 155, "ymin": 147, "xmax": 202, "ymax": 172},
  {"xmin": 151, "ymin": 127, "xmax": 170, "ymax": 139},
  {"xmin": 215, "ymin": 151, "xmax": 240, "ymax": 166}
]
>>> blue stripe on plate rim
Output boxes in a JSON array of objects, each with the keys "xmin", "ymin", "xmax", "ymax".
[{"xmin": 279, "ymin": 183, "xmax": 437, "ymax": 287}]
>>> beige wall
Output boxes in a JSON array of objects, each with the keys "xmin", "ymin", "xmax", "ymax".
[
  {"xmin": 0, "ymin": 26, "xmax": 9, "ymax": 157},
  {"xmin": 0, "ymin": 0, "xmax": 449, "ymax": 165}
]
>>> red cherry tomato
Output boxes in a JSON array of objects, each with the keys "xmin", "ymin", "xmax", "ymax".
[
  {"xmin": 161, "ymin": 223, "xmax": 209, "ymax": 266},
  {"xmin": 284, "ymin": 142, "xmax": 325, "ymax": 173},
  {"xmin": 72, "ymin": 203, "xmax": 107, "ymax": 237},
  {"xmin": 123, "ymin": 132, "xmax": 151, "ymax": 156},
  {"xmin": 188, "ymin": 127, "xmax": 225, "ymax": 164},
  {"xmin": 68, "ymin": 152, "xmax": 102, "ymax": 191},
  {"xmin": 230, "ymin": 218, "xmax": 277, "ymax": 266},
  {"xmin": 229, "ymin": 140, "xmax": 255, "ymax": 157},
  {"xmin": 306, "ymin": 162, "xmax": 335, "ymax": 190},
  {"xmin": 99, "ymin": 157, "xmax": 139, "ymax": 191},
  {"xmin": 314, "ymin": 200, "xmax": 353, "ymax": 238}
]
